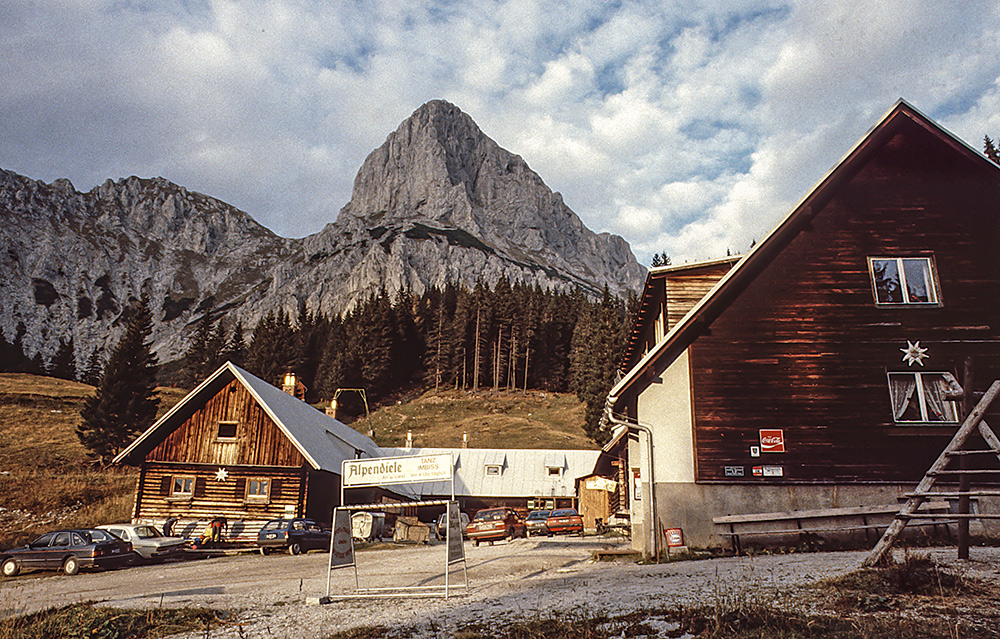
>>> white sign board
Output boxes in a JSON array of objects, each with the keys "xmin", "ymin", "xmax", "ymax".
[{"xmin": 342, "ymin": 453, "xmax": 453, "ymax": 488}]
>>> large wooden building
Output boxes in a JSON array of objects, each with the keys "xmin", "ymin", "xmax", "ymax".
[
  {"xmin": 114, "ymin": 362, "xmax": 403, "ymax": 541},
  {"xmin": 606, "ymin": 101, "xmax": 1000, "ymax": 550}
]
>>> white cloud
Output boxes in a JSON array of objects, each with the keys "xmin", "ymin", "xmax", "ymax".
[{"xmin": 2, "ymin": 0, "xmax": 1000, "ymax": 261}]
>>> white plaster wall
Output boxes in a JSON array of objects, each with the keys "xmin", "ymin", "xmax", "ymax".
[{"xmin": 637, "ymin": 349, "xmax": 695, "ymax": 483}]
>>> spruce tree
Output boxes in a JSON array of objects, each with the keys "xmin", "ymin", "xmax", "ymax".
[
  {"xmin": 77, "ymin": 295, "xmax": 160, "ymax": 465},
  {"xmin": 48, "ymin": 337, "xmax": 77, "ymax": 381}
]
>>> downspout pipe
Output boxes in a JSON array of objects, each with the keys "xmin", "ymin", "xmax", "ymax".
[{"xmin": 603, "ymin": 398, "xmax": 659, "ymax": 561}]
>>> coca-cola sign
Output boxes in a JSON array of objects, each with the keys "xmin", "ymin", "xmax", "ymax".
[{"xmin": 759, "ymin": 429, "xmax": 785, "ymax": 453}]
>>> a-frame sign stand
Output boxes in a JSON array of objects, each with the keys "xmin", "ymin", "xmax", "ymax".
[{"xmin": 865, "ymin": 379, "xmax": 1000, "ymax": 566}]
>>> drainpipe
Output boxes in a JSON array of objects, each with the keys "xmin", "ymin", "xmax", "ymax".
[{"xmin": 603, "ymin": 401, "xmax": 659, "ymax": 561}]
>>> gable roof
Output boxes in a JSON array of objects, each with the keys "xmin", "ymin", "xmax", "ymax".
[
  {"xmin": 113, "ymin": 361, "xmax": 381, "ymax": 470},
  {"xmin": 608, "ymin": 100, "xmax": 1000, "ymax": 412},
  {"xmin": 379, "ymin": 447, "xmax": 602, "ymax": 499}
]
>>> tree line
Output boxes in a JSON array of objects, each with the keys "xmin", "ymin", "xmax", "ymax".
[{"xmin": 185, "ymin": 278, "xmax": 634, "ymax": 444}]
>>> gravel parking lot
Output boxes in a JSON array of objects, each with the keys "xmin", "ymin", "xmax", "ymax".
[{"xmin": 3, "ymin": 536, "xmax": 1000, "ymax": 638}]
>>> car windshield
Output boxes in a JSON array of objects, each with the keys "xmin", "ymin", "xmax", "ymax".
[
  {"xmin": 550, "ymin": 509, "xmax": 576, "ymax": 517},
  {"xmin": 134, "ymin": 525, "xmax": 161, "ymax": 538},
  {"xmin": 262, "ymin": 520, "xmax": 289, "ymax": 530},
  {"xmin": 527, "ymin": 511, "xmax": 549, "ymax": 520}
]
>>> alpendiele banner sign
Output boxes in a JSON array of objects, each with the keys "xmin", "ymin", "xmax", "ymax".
[{"xmin": 342, "ymin": 453, "xmax": 453, "ymax": 487}]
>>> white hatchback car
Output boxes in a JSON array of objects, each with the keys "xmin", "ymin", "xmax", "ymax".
[{"xmin": 96, "ymin": 524, "xmax": 188, "ymax": 562}]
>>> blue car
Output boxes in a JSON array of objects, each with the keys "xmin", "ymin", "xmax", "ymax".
[{"xmin": 256, "ymin": 518, "xmax": 330, "ymax": 555}]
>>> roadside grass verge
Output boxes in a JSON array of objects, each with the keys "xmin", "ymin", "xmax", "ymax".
[{"xmin": 0, "ymin": 603, "xmax": 233, "ymax": 639}]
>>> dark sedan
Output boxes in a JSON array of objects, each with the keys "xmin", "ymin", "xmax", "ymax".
[
  {"xmin": 256, "ymin": 518, "xmax": 331, "ymax": 555},
  {"xmin": 1, "ymin": 529, "xmax": 132, "ymax": 576}
]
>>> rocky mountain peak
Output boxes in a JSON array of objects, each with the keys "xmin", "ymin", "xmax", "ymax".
[{"xmin": 1, "ymin": 99, "xmax": 644, "ymax": 366}]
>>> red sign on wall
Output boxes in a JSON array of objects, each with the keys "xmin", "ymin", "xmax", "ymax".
[{"xmin": 759, "ymin": 429, "xmax": 785, "ymax": 453}]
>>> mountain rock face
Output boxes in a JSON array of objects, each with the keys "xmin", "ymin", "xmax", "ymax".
[{"xmin": 0, "ymin": 100, "xmax": 644, "ymax": 365}]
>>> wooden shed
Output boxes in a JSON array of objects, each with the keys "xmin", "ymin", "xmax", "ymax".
[
  {"xmin": 114, "ymin": 362, "xmax": 404, "ymax": 542},
  {"xmin": 607, "ymin": 100, "xmax": 1000, "ymax": 550}
]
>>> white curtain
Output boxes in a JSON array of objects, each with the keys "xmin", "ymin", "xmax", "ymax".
[{"xmin": 889, "ymin": 374, "xmax": 917, "ymax": 421}]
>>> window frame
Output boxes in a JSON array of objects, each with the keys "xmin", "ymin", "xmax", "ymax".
[
  {"xmin": 217, "ymin": 420, "xmax": 238, "ymax": 440},
  {"xmin": 485, "ymin": 464, "xmax": 501, "ymax": 476},
  {"xmin": 868, "ymin": 256, "xmax": 941, "ymax": 306},
  {"xmin": 887, "ymin": 371, "xmax": 961, "ymax": 424},
  {"xmin": 245, "ymin": 477, "xmax": 271, "ymax": 504},
  {"xmin": 170, "ymin": 475, "xmax": 196, "ymax": 500}
]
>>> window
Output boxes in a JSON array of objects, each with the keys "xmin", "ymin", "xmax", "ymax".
[
  {"xmin": 171, "ymin": 476, "xmax": 195, "ymax": 497},
  {"xmin": 485, "ymin": 464, "xmax": 501, "ymax": 476},
  {"xmin": 888, "ymin": 372, "xmax": 960, "ymax": 423},
  {"xmin": 217, "ymin": 421, "xmax": 237, "ymax": 439},
  {"xmin": 869, "ymin": 257, "xmax": 939, "ymax": 305},
  {"xmin": 246, "ymin": 478, "xmax": 270, "ymax": 503},
  {"xmin": 547, "ymin": 466, "xmax": 562, "ymax": 476}
]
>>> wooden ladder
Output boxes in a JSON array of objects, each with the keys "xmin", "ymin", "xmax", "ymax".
[{"xmin": 864, "ymin": 379, "xmax": 1000, "ymax": 567}]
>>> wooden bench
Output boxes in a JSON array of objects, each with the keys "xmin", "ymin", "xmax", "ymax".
[{"xmin": 713, "ymin": 502, "xmax": 954, "ymax": 554}]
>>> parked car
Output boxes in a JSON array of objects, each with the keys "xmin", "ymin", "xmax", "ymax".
[
  {"xmin": 466, "ymin": 507, "xmax": 525, "ymax": 546},
  {"xmin": 256, "ymin": 518, "xmax": 331, "ymax": 555},
  {"xmin": 545, "ymin": 508, "xmax": 584, "ymax": 535},
  {"xmin": 1, "ymin": 529, "xmax": 132, "ymax": 576},
  {"xmin": 96, "ymin": 523, "xmax": 187, "ymax": 562},
  {"xmin": 435, "ymin": 511, "xmax": 470, "ymax": 539},
  {"xmin": 524, "ymin": 510, "xmax": 552, "ymax": 537}
]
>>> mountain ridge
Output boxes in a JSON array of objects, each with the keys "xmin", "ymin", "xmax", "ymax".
[{"xmin": 0, "ymin": 100, "xmax": 644, "ymax": 366}]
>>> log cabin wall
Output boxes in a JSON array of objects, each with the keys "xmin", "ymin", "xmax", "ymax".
[
  {"xmin": 146, "ymin": 379, "xmax": 306, "ymax": 467},
  {"xmin": 134, "ymin": 463, "xmax": 307, "ymax": 542},
  {"xmin": 688, "ymin": 117, "xmax": 1000, "ymax": 484}
]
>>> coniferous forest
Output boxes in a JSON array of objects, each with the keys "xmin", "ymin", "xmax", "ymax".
[
  {"xmin": 0, "ymin": 279, "xmax": 635, "ymax": 444},
  {"xmin": 188, "ymin": 278, "xmax": 635, "ymax": 444}
]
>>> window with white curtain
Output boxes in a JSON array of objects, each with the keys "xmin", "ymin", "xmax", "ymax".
[{"xmin": 887, "ymin": 372, "xmax": 960, "ymax": 423}]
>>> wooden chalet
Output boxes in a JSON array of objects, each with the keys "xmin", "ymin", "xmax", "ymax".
[
  {"xmin": 114, "ymin": 362, "xmax": 406, "ymax": 542},
  {"xmin": 606, "ymin": 101, "xmax": 1000, "ymax": 551}
]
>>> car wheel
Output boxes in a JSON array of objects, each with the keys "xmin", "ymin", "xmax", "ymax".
[
  {"xmin": 2, "ymin": 558, "xmax": 19, "ymax": 577},
  {"xmin": 259, "ymin": 547, "xmax": 268, "ymax": 556},
  {"xmin": 288, "ymin": 543, "xmax": 302, "ymax": 556},
  {"xmin": 63, "ymin": 556, "xmax": 80, "ymax": 575},
  {"xmin": 473, "ymin": 539, "xmax": 479, "ymax": 547},
  {"xmin": 525, "ymin": 530, "xmax": 530, "ymax": 538}
]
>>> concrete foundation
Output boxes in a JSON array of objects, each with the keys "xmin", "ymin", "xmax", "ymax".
[{"xmin": 651, "ymin": 482, "xmax": 1000, "ymax": 549}]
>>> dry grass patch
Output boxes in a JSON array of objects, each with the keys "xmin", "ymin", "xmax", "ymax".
[
  {"xmin": 364, "ymin": 389, "xmax": 593, "ymax": 449},
  {"xmin": 0, "ymin": 373, "xmax": 186, "ymax": 550},
  {"xmin": 0, "ymin": 603, "xmax": 232, "ymax": 639}
]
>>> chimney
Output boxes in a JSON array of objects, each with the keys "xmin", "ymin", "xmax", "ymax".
[
  {"xmin": 325, "ymin": 398, "xmax": 337, "ymax": 418},
  {"xmin": 462, "ymin": 432, "xmax": 468, "ymax": 448},
  {"xmin": 282, "ymin": 372, "xmax": 297, "ymax": 396},
  {"xmin": 405, "ymin": 430, "xmax": 413, "ymax": 449}
]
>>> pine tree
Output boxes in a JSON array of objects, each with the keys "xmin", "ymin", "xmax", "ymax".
[
  {"xmin": 985, "ymin": 135, "xmax": 1000, "ymax": 164},
  {"xmin": 48, "ymin": 337, "xmax": 77, "ymax": 381},
  {"xmin": 81, "ymin": 349, "xmax": 104, "ymax": 387},
  {"xmin": 77, "ymin": 295, "xmax": 160, "ymax": 465}
]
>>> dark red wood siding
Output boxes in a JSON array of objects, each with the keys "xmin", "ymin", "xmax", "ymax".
[{"xmin": 688, "ymin": 118, "xmax": 1000, "ymax": 483}]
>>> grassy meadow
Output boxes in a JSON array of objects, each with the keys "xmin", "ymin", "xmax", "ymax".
[{"xmin": 0, "ymin": 373, "xmax": 593, "ymax": 550}]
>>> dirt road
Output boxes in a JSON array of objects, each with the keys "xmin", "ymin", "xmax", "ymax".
[{"xmin": 3, "ymin": 537, "xmax": 1000, "ymax": 638}]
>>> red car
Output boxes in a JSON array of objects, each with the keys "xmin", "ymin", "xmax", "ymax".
[
  {"xmin": 545, "ymin": 508, "xmax": 584, "ymax": 535},
  {"xmin": 466, "ymin": 508, "xmax": 526, "ymax": 546}
]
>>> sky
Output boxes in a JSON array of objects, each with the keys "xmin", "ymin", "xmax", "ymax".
[{"xmin": 3, "ymin": 1, "xmax": 1000, "ymax": 266}]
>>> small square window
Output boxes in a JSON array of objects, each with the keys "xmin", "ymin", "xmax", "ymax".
[
  {"xmin": 217, "ymin": 421, "xmax": 237, "ymax": 439},
  {"xmin": 547, "ymin": 467, "xmax": 562, "ymax": 476},
  {"xmin": 171, "ymin": 476, "xmax": 195, "ymax": 496},
  {"xmin": 485, "ymin": 464, "xmax": 501, "ymax": 476},
  {"xmin": 869, "ymin": 257, "xmax": 939, "ymax": 305},
  {"xmin": 246, "ymin": 478, "xmax": 270, "ymax": 502},
  {"xmin": 888, "ymin": 372, "xmax": 960, "ymax": 423}
]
